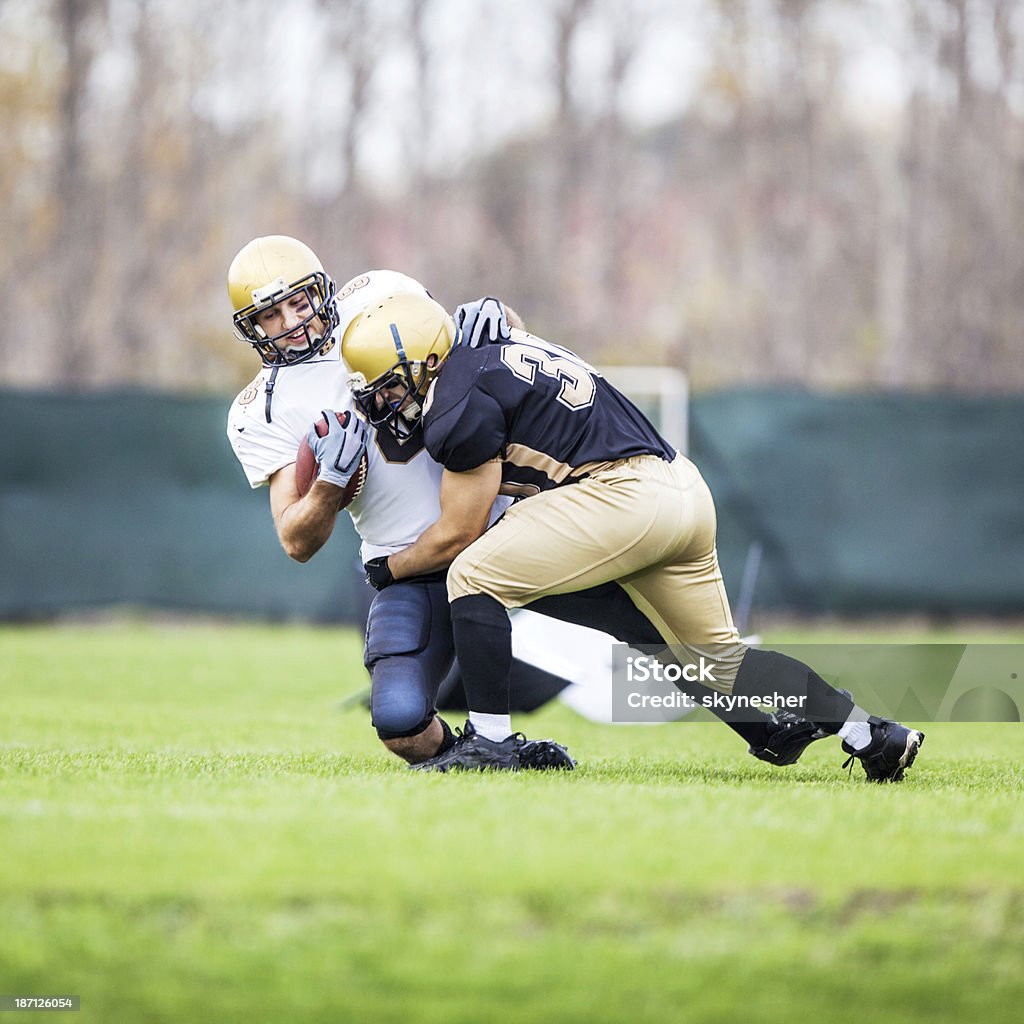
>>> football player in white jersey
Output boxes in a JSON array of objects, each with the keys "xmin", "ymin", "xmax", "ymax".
[{"xmin": 228, "ymin": 237, "xmax": 597, "ymax": 769}]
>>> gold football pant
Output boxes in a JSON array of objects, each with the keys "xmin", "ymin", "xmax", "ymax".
[{"xmin": 447, "ymin": 454, "xmax": 747, "ymax": 693}]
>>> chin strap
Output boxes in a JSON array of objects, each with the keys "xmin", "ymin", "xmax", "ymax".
[{"xmin": 264, "ymin": 364, "xmax": 280, "ymax": 424}]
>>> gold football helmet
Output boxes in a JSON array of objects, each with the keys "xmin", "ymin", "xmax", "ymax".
[
  {"xmin": 227, "ymin": 235, "xmax": 338, "ymax": 365},
  {"xmin": 342, "ymin": 292, "xmax": 455, "ymax": 440}
]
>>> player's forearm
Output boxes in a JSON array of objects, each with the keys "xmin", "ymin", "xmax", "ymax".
[
  {"xmin": 385, "ymin": 463, "xmax": 499, "ymax": 581},
  {"xmin": 275, "ymin": 482, "xmax": 342, "ymax": 562},
  {"xmin": 388, "ymin": 520, "xmax": 482, "ymax": 579}
]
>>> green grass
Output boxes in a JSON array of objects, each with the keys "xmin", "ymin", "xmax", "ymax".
[{"xmin": 2, "ymin": 622, "xmax": 1023, "ymax": 1023}]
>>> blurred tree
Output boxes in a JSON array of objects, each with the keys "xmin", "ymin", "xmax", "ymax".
[
  {"xmin": 1, "ymin": 0, "xmax": 1023, "ymax": 394},
  {"xmin": 53, "ymin": 0, "xmax": 106, "ymax": 385}
]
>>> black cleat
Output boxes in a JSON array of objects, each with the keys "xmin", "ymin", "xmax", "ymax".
[
  {"xmin": 519, "ymin": 737, "xmax": 576, "ymax": 771},
  {"xmin": 411, "ymin": 721, "xmax": 574, "ymax": 773},
  {"xmin": 748, "ymin": 688, "xmax": 853, "ymax": 766},
  {"xmin": 411, "ymin": 721, "xmax": 520, "ymax": 772},
  {"xmin": 841, "ymin": 716, "xmax": 925, "ymax": 783},
  {"xmin": 748, "ymin": 715, "xmax": 827, "ymax": 766}
]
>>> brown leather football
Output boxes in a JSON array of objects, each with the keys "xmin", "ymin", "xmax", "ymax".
[{"xmin": 295, "ymin": 411, "xmax": 369, "ymax": 510}]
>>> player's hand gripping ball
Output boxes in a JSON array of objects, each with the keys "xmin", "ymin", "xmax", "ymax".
[{"xmin": 296, "ymin": 410, "xmax": 369, "ymax": 509}]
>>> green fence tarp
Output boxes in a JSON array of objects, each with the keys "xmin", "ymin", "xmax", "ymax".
[
  {"xmin": 1, "ymin": 389, "xmax": 1021, "ymax": 620},
  {"xmin": 690, "ymin": 390, "xmax": 1024, "ymax": 615},
  {"xmin": 0, "ymin": 391, "xmax": 366, "ymax": 622}
]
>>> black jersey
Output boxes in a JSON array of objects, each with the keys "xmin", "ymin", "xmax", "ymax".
[{"xmin": 422, "ymin": 331, "xmax": 676, "ymax": 497}]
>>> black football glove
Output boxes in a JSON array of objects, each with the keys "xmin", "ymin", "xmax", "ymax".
[{"xmin": 364, "ymin": 556, "xmax": 395, "ymax": 591}]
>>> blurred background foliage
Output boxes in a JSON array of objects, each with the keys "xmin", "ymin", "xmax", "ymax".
[{"xmin": 2, "ymin": 0, "xmax": 1023, "ymax": 395}]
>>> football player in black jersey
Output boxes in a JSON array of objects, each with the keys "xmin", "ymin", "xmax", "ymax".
[
  {"xmin": 350, "ymin": 296, "xmax": 838, "ymax": 771},
  {"xmin": 344, "ymin": 293, "xmax": 925, "ymax": 782}
]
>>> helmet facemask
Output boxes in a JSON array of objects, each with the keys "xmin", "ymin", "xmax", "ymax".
[
  {"xmin": 233, "ymin": 271, "xmax": 339, "ymax": 366},
  {"xmin": 349, "ymin": 358, "xmax": 436, "ymax": 442}
]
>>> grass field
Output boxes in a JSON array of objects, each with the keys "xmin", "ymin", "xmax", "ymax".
[{"xmin": 2, "ymin": 621, "xmax": 1022, "ymax": 1023}]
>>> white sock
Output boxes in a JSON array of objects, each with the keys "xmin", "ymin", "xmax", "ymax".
[
  {"xmin": 469, "ymin": 712, "xmax": 512, "ymax": 741},
  {"xmin": 838, "ymin": 711, "xmax": 872, "ymax": 751}
]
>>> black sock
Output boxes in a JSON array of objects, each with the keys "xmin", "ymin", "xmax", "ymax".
[
  {"xmin": 674, "ymin": 676, "xmax": 773, "ymax": 747},
  {"xmin": 631, "ymin": 643, "xmax": 774, "ymax": 748},
  {"xmin": 734, "ymin": 648, "xmax": 854, "ymax": 734},
  {"xmin": 450, "ymin": 594, "xmax": 512, "ymax": 715},
  {"xmin": 435, "ymin": 716, "xmax": 458, "ymax": 756},
  {"xmin": 708, "ymin": 706, "xmax": 774, "ymax": 748}
]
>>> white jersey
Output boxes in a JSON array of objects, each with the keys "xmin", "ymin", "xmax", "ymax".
[{"xmin": 226, "ymin": 319, "xmax": 509, "ymax": 562}]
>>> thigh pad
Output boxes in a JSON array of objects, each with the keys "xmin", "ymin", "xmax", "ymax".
[{"xmin": 364, "ymin": 580, "xmax": 445, "ymax": 666}]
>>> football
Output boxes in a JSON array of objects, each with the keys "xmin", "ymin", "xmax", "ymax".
[{"xmin": 295, "ymin": 411, "xmax": 369, "ymax": 510}]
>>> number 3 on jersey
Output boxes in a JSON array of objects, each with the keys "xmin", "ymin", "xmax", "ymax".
[{"xmin": 499, "ymin": 340, "xmax": 597, "ymax": 410}]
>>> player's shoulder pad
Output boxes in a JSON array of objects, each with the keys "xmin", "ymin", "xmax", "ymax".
[
  {"xmin": 425, "ymin": 345, "xmax": 488, "ymax": 420},
  {"xmin": 423, "ymin": 347, "xmax": 506, "ymax": 471}
]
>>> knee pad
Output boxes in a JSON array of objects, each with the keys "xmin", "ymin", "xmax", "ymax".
[
  {"xmin": 365, "ymin": 581, "xmax": 454, "ymax": 736},
  {"xmin": 371, "ymin": 656, "xmax": 435, "ymax": 737}
]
